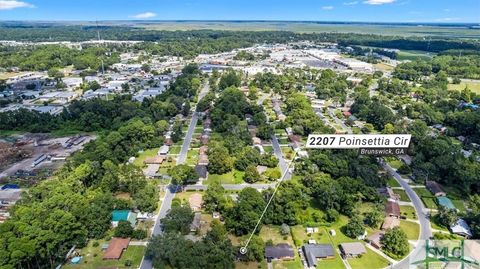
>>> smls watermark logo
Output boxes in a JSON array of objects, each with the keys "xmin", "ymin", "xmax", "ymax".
[{"xmin": 410, "ymin": 240, "xmax": 480, "ymax": 268}]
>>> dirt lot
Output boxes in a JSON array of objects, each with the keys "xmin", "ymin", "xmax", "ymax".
[{"xmin": 0, "ymin": 134, "xmax": 95, "ymax": 180}]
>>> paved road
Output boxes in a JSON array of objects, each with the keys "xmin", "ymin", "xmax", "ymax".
[
  {"xmin": 328, "ymin": 108, "xmax": 352, "ymax": 134},
  {"xmin": 382, "ymin": 162, "xmax": 432, "ymax": 269},
  {"xmin": 140, "ymin": 82, "xmax": 210, "ymax": 269},
  {"xmin": 177, "ymin": 83, "xmax": 210, "ymax": 164},
  {"xmin": 271, "ymin": 134, "xmax": 291, "ymax": 180}
]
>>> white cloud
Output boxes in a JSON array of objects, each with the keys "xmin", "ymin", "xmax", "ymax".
[
  {"xmin": 322, "ymin": 6, "xmax": 334, "ymax": 10},
  {"xmin": 131, "ymin": 12, "xmax": 157, "ymax": 19},
  {"xmin": 344, "ymin": 1, "xmax": 359, "ymax": 5},
  {"xmin": 434, "ymin": 17, "xmax": 461, "ymax": 22},
  {"xmin": 363, "ymin": 0, "xmax": 395, "ymax": 5},
  {"xmin": 0, "ymin": 0, "xmax": 33, "ymax": 10}
]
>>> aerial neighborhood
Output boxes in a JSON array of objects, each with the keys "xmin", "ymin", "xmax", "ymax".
[{"xmin": 0, "ymin": 4, "xmax": 480, "ymax": 269}]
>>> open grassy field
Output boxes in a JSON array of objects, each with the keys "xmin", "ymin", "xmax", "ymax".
[
  {"xmin": 204, "ymin": 170, "xmax": 245, "ymax": 184},
  {"xmin": 400, "ymin": 220, "xmax": 420, "ymax": 240},
  {"xmin": 448, "ymin": 81, "xmax": 480, "ymax": 94},
  {"xmin": 397, "ymin": 50, "xmax": 435, "ymax": 61},
  {"xmin": 373, "ymin": 62, "xmax": 395, "ymax": 72}
]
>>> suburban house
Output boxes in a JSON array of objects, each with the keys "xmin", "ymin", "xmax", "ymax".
[
  {"xmin": 111, "ymin": 210, "xmax": 137, "ymax": 227},
  {"xmin": 339, "ymin": 242, "xmax": 366, "ymax": 258},
  {"xmin": 103, "ymin": 237, "xmax": 130, "ymax": 260},
  {"xmin": 144, "ymin": 156, "xmax": 165, "ymax": 165},
  {"xmin": 199, "ymin": 145, "xmax": 208, "ymax": 155},
  {"xmin": 188, "ymin": 193, "xmax": 203, "ymax": 212},
  {"xmin": 190, "ymin": 212, "xmax": 202, "ymax": 232},
  {"xmin": 367, "ymin": 231, "xmax": 384, "ymax": 249},
  {"xmin": 450, "ymin": 219, "xmax": 472, "ymax": 238},
  {"xmin": 158, "ymin": 145, "xmax": 170, "ymax": 155},
  {"xmin": 302, "ymin": 244, "xmax": 335, "ymax": 268},
  {"xmin": 381, "ymin": 216, "xmax": 400, "ymax": 230},
  {"xmin": 256, "ymin": 165, "xmax": 268, "ymax": 175},
  {"xmin": 198, "ymin": 154, "xmax": 209, "ymax": 166},
  {"xmin": 195, "ymin": 164, "xmax": 208, "ymax": 180},
  {"xmin": 265, "ymin": 244, "xmax": 295, "ymax": 261},
  {"xmin": 426, "ymin": 181, "xmax": 446, "ymax": 197},
  {"xmin": 385, "ymin": 200, "xmax": 401, "ymax": 218}
]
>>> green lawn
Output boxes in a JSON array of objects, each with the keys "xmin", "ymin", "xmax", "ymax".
[
  {"xmin": 385, "ymin": 157, "xmax": 403, "ymax": 169},
  {"xmin": 273, "ymin": 259, "xmax": 304, "ymax": 269},
  {"xmin": 169, "ymin": 146, "xmax": 181, "ymax": 154},
  {"xmin": 63, "ymin": 241, "xmax": 145, "ymax": 269},
  {"xmin": 393, "ymin": 189, "xmax": 411, "ymax": 202},
  {"xmin": 348, "ymin": 247, "xmax": 391, "ymax": 269},
  {"xmin": 204, "ymin": 170, "xmax": 245, "ymax": 184},
  {"xmin": 314, "ymin": 256, "xmax": 346, "ymax": 269},
  {"xmin": 400, "ymin": 205, "xmax": 417, "ymax": 219},
  {"xmin": 413, "ymin": 187, "xmax": 438, "ymax": 210},
  {"xmin": 133, "ymin": 148, "xmax": 159, "ymax": 167},
  {"xmin": 387, "ymin": 177, "xmax": 400, "ymax": 187},
  {"xmin": 263, "ymin": 145, "xmax": 273, "ymax": 153},
  {"xmin": 260, "ymin": 225, "xmax": 294, "ymax": 245},
  {"xmin": 185, "ymin": 148, "xmax": 199, "ymax": 166},
  {"xmin": 399, "ymin": 220, "xmax": 420, "ymax": 240}
]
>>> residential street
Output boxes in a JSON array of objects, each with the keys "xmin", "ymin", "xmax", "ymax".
[
  {"xmin": 328, "ymin": 108, "xmax": 353, "ymax": 134},
  {"xmin": 271, "ymin": 134, "xmax": 291, "ymax": 180},
  {"xmin": 140, "ymin": 82, "xmax": 210, "ymax": 269},
  {"xmin": 382, "ymin": 162, "xmax": 432, "ymax": 269}
]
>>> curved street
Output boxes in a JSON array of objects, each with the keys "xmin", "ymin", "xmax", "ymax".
[{"xmin": 381, "ymin": 162, "xmax": 432, "ymax": 269}]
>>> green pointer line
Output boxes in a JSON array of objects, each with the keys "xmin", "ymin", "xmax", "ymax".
[{"xmin": 240, "ymin": 149, "xmax": 299, "ymax": 254}]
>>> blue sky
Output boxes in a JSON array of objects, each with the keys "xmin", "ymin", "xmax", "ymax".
[{"xmin": 0, "ymin": 0, "xmax": 479, "ymax": 22}]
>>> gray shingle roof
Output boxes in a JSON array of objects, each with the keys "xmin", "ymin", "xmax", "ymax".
[{"xmin": 302, "ymin": 244, "xmax": 334, "ymax": 267}]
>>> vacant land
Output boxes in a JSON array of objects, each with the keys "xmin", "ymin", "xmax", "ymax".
[
  {"xmin": 399, "ymin": 220, "xmax": 420, "ymax": 240},
  {"xmin": 448, "ymin": 81, "xmax": 480, "ymax": 94},
  {"xmin": 413, "ymin": 187, "xmax": 438, "ymax": 210},
  {"xmin": 204, "ymin": 170, "xmax": 245, "ymax": 184}
]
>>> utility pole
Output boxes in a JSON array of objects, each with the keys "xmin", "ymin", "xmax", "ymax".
[{"xmin": 96, "ymin": 21, "xmax": 105, "ymax": 75}]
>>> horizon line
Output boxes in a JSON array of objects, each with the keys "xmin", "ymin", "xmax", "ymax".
[{"xmin": 0, "ymin": 19, "xmax": 479, "ymax": 25}]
